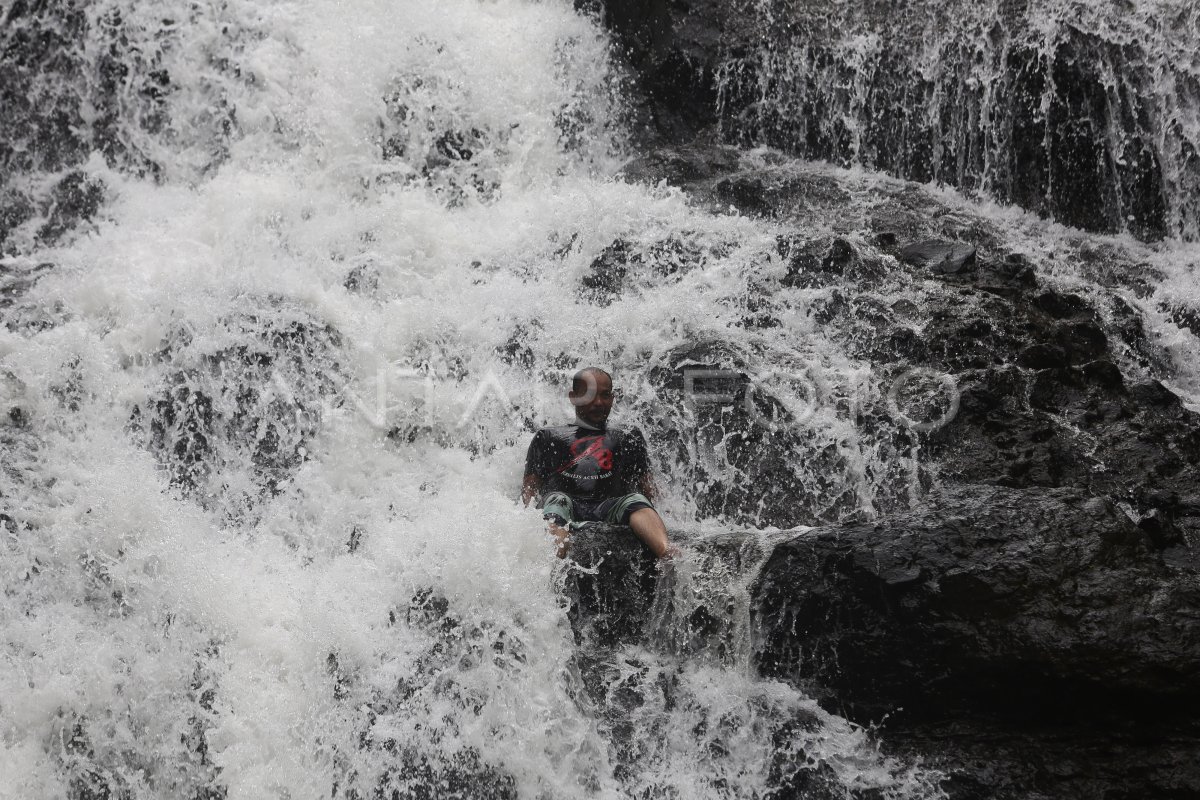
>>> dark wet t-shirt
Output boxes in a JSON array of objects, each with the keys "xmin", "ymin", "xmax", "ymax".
[{"xmin": 524, "ymin": 424, "xmax": 650, "ymax": 501}]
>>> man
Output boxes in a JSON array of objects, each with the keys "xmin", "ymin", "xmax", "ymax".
[{"xmin": 521, "ymin": 367, "xmax": 672, "ymax": 559}]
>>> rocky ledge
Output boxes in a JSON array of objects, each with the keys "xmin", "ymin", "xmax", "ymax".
[{"xmin": 564, "ymin": 480, "xmax": 1200, "ymax": 798}]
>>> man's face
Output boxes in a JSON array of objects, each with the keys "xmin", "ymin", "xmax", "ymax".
[{"xmin": 570, "ymin": 371, "xmax": 613, "ymax": 427}]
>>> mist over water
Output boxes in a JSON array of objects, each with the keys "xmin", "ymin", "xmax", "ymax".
[{"xmin": 2, "ymin": 0, "xmax": 1198, "ymax": 798}]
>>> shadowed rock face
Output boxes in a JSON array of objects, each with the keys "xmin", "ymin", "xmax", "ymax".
[
  {"xmin": 752, "ymin": 483, "xmax": 1200, "ymax": 800},
  {"xmin": 752, "ymin": 485, "xmax": 1200, "ymax": 719},
  {"xmin": 566, "ymin": 490, "xmax": 1200, "ymax": 723}
]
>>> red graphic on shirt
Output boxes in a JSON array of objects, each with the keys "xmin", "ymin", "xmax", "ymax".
[{"xmin": 557, "ymin": 435, "xmax": 613, "ymax": 474}]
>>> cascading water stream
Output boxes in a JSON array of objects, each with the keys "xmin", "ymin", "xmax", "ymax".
[
  {"xmin": 713, "ymin": 0, "xmax": 1200, "ymax": 242},
  {"xmin": 0, "ymin": 0, "xmax": 958, "ymax": 797},
  {"xmin": 3, "ymin": 0, "xmax": 1199, "ymax": 797}
]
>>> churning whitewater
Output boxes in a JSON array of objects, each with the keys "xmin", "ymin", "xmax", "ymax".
[
  {"xmin": 2, "ymin": 0, "xmax": 1198, "ymax": 798},
  {"xmin": 0, "ymin": 0, "xmax": 944, "ymax": 797}
]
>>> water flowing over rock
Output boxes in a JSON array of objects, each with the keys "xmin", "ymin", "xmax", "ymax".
[
  {"xmin": 563, "ymin": 482, "xmax": 1200, "ymax": 799},
  {"xmin": 594, "ymin": 0, "xmax": 1200, "ymax": 241},
  {"xmin": 610, "ymin": 142, "xmax": 1200, "ymax": 796},
  {"xmin": 130, "ymin": 301, "xmax": 345, "ymax": 521},
  {"xmin": 3, "ymin": 0, "xmax": 1199, "ymax": 798}
]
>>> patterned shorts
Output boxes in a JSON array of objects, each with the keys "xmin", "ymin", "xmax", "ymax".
[{"xmin": 541, "ymin": 492, "xmax": 653, "ymax": 528}]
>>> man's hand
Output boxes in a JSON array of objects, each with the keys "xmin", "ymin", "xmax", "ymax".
[{"xmin": 656, "ymin": 543, "xmax": 683, "ymax": 569}]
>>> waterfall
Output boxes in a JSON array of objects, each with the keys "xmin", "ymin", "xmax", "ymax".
[
  {"xmin": 713, "ymin": 0, "xmax": 1200, "ymax": 241},
  {"xmin": 0, "ymin": 0, "xmax": 949, "ymax": 797},
  {"xmin": 3, "ymin": 0, "xmax": 1198, "ymax": 796}
]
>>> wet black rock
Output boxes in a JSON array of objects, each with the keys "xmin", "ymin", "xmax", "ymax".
[
  {"xmin": 579, "ymin": 235, "xmax": 710, "ymax": 306},
  {"xmin": 1017, "ymin": 343, "xmax": 1068, "ymax": 370},
  {"xmin": 1, "ymin": 3, "xmax": 249, "ymax": 252},
  {"xmin": 343, "ymin": 262, "xmax": 380, "ymax": 294},
  {"xmin": 38, "ymin": 171, "xmax": 105, "ymax": 244},
  {"xmin": 885, "ymin": 715, "xmax": 1200, "ymax": 800},
  {"xmin": 1, "ymin": 4, "xmax": 150, "ymax": 250},
  {"xmin": 566, "ymin": 486, "xmax": 1200, "ymax": 799},
  {"xmin": 936, "ymin": 360, "xmax": 1200, "ymax": 536},
  {"xmin": 563, "ymin": 523, "xmax": 660, "ymax": 646},
  {"xmin": 620, "ymin": 142, "xmax": 1200, "ymax": 550},
  {"xmin": 619, "ymin": 143, "xmax": 741, "ymax": 185},
  {"xmin": 0, "ymin": 260, "xmax": 61, "ymax": 333},
  {"xmin": 578, "ymin": 0, "xmax": 724, "ymax": 142},
  {"xmin": 751, "ymin": 483, "xmax": 1200, "ymax": 799},
  {"xmin": 379, "ymin": 69, "xmax": 507, "ymax": 205},
  {"xmin": 712, "ymin": 171, "xmax": 853, "ymax": 219},
  {"xmin": 752, "ymin": 484, "xmax": 1200, "ymax": 719},
  {"xmin": 58, "ymin": 697, "xmax": 225, "ymax": 800},
  {"xmin": 897, "ymin": 240, "xmax": 977, "ymax": 274},
  {"xmin": 331, "ymin": 591, "xmax": 522, "ymax": 800},
  {"xmin": 644, "ymin": 340, "xmax": 922, "ymax": 529},
  {"xmin": 567, "ymin": 138, "xmax": 1200, "ymax": 793},
  {"xmin": 777, "ymin": 235, "xmax": 884, "ymax": 289},
  {"xmin": 581, "ymin": 240, "xmax": 635, "ymax": 305},
  {"xmin": 563, "ymin": 490, "xmax": 1200, "ymax": 799},
  {"xmin": 1165, "ymin": 302, "xmax": 1200, "ymax": 338}
]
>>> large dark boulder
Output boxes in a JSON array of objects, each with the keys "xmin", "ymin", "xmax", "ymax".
[
  {"xmin": 563, "ymin": 523, "xmax": 662, "ymax": 646},
  {"xmin": 752, "ymin": 484, "xmax": 1200, "ymax": 722},
  {"xmin": 129, "ymin": 301, "xmax": 344, "ymax": 521},
  {"xmin": 564, "ymin": 488, "xmax": 1200, "ymax": 723}
]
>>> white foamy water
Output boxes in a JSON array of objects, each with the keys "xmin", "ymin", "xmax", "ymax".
[
  {"xmin": 0, "ymin": 1, "xmax": 952, "ymax": 798},
  {"xmin": 5, "ymin": 0, "xmax": 1199, "ymax": 796}
]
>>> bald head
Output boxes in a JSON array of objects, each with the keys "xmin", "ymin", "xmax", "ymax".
[
  {"xmin": 571, "ymin": 367, "xmax": 612, "ymax": 394},
  {"xmin": 569, "ymin": 367, "xmax": 614, "ymax": 427}
]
